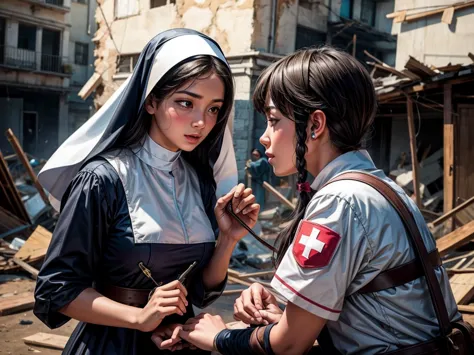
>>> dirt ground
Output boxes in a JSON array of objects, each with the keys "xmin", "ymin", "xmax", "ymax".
[
  {"xmin": 2, "ymin": 278, "xmax": 474, "ymax": 354},
  {"xmin": 0, "ymin": 278, "xmax": 239, "ymax": 354}
]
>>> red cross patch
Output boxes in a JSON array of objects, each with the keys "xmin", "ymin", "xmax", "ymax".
[{"xmin": 292, "ymin": 221, "xmax": 341, "ymax": 269}]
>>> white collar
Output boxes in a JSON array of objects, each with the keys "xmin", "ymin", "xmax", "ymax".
[
  {"xmin": 310, "ymin": 150, "xmax": 376, "ymax": 191},
  {"xmin": 135, "ymin": 135, "xmax": 181, "ymax": 171}
]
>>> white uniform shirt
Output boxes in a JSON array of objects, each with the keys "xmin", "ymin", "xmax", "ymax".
[{"xmin": 271, "ymin": 150, "xmax": 460, "ymax": 354}]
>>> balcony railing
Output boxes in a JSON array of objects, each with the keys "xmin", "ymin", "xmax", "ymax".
[
  {"xmin": 19, "ymin": 0, "xmax": 69, "ymax": 12},
  {"xmin": 0, "ymin": 46, "xmax": 71, "ymax": 75}
]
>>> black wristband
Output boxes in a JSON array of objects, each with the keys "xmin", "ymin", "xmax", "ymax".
[
  {"xmin": 262, "ymin": 323, "xmax": 276, "ymax": 355},
  {"xmin": 215, "ymin": 328, "xmax": 255, "ymax": 355}
]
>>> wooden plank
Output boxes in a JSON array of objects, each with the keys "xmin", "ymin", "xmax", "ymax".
[
  {"xmin": 0, "ymin": 206, "xmax": 26, "ymax": 232},
  {"xmin": 458, "ymin": 305, "xmax": 474, "ymax": 313},
  {"xmin": 15, "ymin": 225, "xmax": 52, "ymax": 263},
  {"xmin": 23, "ymin": 333, "xmax": 69, "ymax": 351},
  {"xmin": 431, "ymin": 195, "xmax": 474, "ymax": 227},
  {"xmin": 0, "ymin": 151, "xmax": 30, "ymax": 223},
  {"xmin": 441, "ymin": 7, "xmax": 455, "ymax": 25},
  {"xmin": 406, "ymin": 97, "xmax": 421, "ymax": 208},
  {"xmin": 5, "ymin": 129, "xmax": 49, "ymax": 205},
  {"xmin": 444, "ymin": 84, "xmax": 454, "ymax": 229},
  {"xmin": 0, "ymin": 292, "xmax": 35, "ymax": 316},
  {"xmin": 262, "ymin": 182, "xmax": 296, "ymax": 210},
  {"xmin": 449, "ymin": 273, "xmax": 474, "ymax": 304},
  {"xmin": 437, "ymin": 220, "xmax": 474, "ymax": 257},
  {"xmin": 352, "ymin": 34, "xmax": 357, "ymax": 57},
  {"xmin": 402, "ymin": 1, "xmax": 474, "ymax": 23},
  {"xmin": 12, "ymin": 257, "xmax": 39, "ymax": 279},
  {"xmin": 394, "ymin": 10, "xmax": 407, "ymax": 23}
]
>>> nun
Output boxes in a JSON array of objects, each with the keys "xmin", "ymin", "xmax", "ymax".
[{"xmin": 33, "ymin": 29, "xmax": 260, "ymax": 354}]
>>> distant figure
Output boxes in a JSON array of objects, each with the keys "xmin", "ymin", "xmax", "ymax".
[{"xmin": 247, "ymin": 148, "xmax": 271, "ymax": 210}]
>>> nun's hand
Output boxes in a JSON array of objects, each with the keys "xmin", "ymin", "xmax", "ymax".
[{"xmin": 215, "ymin": 184, "xmax": 260, "ymax": 242}]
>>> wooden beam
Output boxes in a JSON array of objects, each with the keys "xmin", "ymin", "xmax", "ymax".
[
  {"xmin": 406, "ymin": 97, "xmax": 421, "ymax": 208},
  {"xmin": 0, "ymin": 151, "xmax": 31, "ymax": 224},
  {"xmin": 352, "ymin": 34, "xmax": 357, "ymax": 57},
  {"xmin": 449, "ymin": 273, "xmax": 474, "ymax": 304},
  {"xmin": 262, "ymin": 182, "xmax": 296, "ymax": 210},
  {"xmin": 443, "ymin": 84, "xmax": 455, "ymax": 228},
  {"xmin": 430, "ymin": 195, "xmax": 474, "ymax": 227},
  {"xmin": 5, "ymin": 129, "xmax": 49, "ymax": 205},
  {"xmin": 441, "ymin": 7, "xmax": 455, "ymax": 25},
  {"xmin": 12, "ymin": 257, "xmax": 39, "ymax": 279},
  {"xmin": 437, "ymin": 219, "xmax": 474, "ymax": 257},
  {"xmin": 23, "ymin": 333, "xmax": 69, "ymax": 351},
  {"xmin": 0, "ymin": 292, "xmax": 35, "ymax": 316},
  {"xmin": 458, "ymin": 305, "xmax": 474, "ymax": 313}
]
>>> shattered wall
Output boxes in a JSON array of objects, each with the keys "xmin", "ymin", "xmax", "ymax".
[{"xmin": 392, "ymin": 0, "xmax": 474, "ymax": 69}]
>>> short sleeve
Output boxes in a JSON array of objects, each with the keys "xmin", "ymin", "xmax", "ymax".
[
  {"xmin": 34, "ymin": 167, "xmax": 113, "ymax": 329},
  {"xmin": 270, "ymin": 193, "xmax": 370, "ymax": 321}
]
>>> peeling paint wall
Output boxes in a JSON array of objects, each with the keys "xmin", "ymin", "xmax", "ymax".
[
  {"xmin": 94, "ymin": 0, "xmax": 258, "ymax": 107},
  {"xmin": 393, "ymin": 0, "xmax": 474, "ymax": 69}
]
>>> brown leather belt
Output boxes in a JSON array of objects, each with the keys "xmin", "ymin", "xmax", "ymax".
[
  {"xmin": 358, "ymin": 249, "xmax": 442, "ymax": 294},
  {"xmin": 97, "ymin": 284, "xmax": 152, "ymax": 307}
]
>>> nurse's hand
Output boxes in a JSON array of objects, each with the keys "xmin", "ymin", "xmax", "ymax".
[
  {"xmin": 215, "ymin": 183, "xmax": 260, "ymax": 242},
  {"xmin": 135, "ymin": 280, "xmax": 188, "ymax": 333},
  {"xmin": 234, "ymin": 283, "xmax": 283, "ymax": 325}
]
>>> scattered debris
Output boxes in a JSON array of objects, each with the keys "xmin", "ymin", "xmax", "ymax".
[
  {"xmin": 19, "ymin": 319, "xmax": 33, "ymax": 325},
  {"xmin": 23, "ymin": 333, "xmax": 69, "ymax": 351}
]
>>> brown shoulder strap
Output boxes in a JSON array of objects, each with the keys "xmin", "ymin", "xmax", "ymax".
[{"xmin": 326, "ymin": 172, "xmax": 452, "ymax": 337}]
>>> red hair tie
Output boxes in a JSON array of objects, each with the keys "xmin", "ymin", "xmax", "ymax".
[{"xmin": 297, "ymin": 182, "xmax": 311, "ymax": 193}]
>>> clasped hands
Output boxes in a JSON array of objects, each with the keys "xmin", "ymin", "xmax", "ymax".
[{"xmin": 151, "ymin": 283, "xmax": 283, "ymax": 352}]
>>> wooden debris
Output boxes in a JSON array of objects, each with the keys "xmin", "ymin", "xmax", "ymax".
[
  {"xmin": 469, "ymin": 53, "xmax": 474, "ymax": 62},
  {"xmin": 457, "ymin": 305, "xmax": 474, "ymax": 313},
  {"xmin": 405, "ymin": 56, "xmax": 437, "ymax": 78},
  {"xmin": 430, "ymin": 196, "xmax": 474, "ymax": 228},
  {"xmin": 23, "ymin": 333, "xmax": 69, "ymax": 351},
  {"xmin": 437, "ymin": 220, "xmax": 474, "ymax": 257},
  {"xmin": 15, "ymin": 225, "xmax": 52, "ymax": 263},
  {"xmin": 449, "ymin": 273, "xmax": 474, "ymax": 305},
  {"xmin": 441, "ymin": 7, "xmax": 455, "ymax": 25},
  {"xmin": 386, "ymin": 1, "xmax": 474, "ymax": 23},
  {"xmin": 6, "ymin": 129, "xmax": 49, "ymax": 205},
  {"xmin": 0, "ymin": 151, "xmax": 30, "ymax": 224},
  {"xmin": 262, "ymin": 182, "xmax": 295, "ymax": 210},
  {"xmin": 12, "ymin": 257, "xmax": 39, "ymax": 279},
  {"xmin": 0, "ymin": 206, "xmax": 27, "ymax": 235},
  {"xmin": 0, "ymin": 291, "xmax": 35, "ymax": 316}
]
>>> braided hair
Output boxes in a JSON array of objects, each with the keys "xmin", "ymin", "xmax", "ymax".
[{"xmin": 253, "ymin": 47, "xmax": 377, "ymax": 266}]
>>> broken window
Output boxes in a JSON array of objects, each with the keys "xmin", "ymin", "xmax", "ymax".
[
  {"xmin": 150, "ymin": 0, "xmax": 175, "ymax": 8},
  {"xmin": 18, "ymin": 24, "xmax": 36, "ymax": 51},
  {"xmin": 75, "ymin": 42, "xmax": 88, "ymax": 65},
  {"xmin": 117, "ymin": 54, "xmax": 140, "ymax": 73},
  {"xmin": 295, "ymin": 26, "xmax": 326, "ymax": 50},
  {"xmin": 115, "ymin": 0, "xmax": 139, "ymax": 19}
]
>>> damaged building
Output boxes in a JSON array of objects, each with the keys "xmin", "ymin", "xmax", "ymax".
[
  {"xmin": 366, "ymin": 0, "xmax": 474, "ymax": 221},
  {"xmin": 81, "ymin": 0, "xmax": 396, "ymax": 181},
  {"xmin": 0, "ymin": 0, "xmax": 97, "ymax": 160}
]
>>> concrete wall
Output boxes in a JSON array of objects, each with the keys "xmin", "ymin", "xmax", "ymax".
[
  {"xmin": 393, "ymin": 0, "xmax": 474, "ymax": 69},
  {"xmin": 70, "ymin": 1, "xmax": 96, "ymax": 85},
  {"xmin": 252, "ymin": 0, "xmax": 298, "ymax": 55},
  {"xmin": 297, "ymin": 1, "xmax": 329, "ymax": 34}
]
